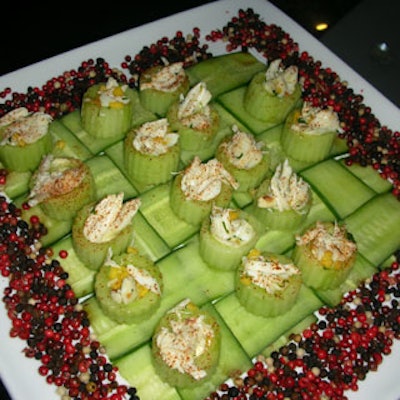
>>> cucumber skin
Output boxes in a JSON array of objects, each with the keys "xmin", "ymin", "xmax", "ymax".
[
  {"xmin": 235, "ymin": 252, "xmax": 302, "ymax": 318},
  {"xmin": 199, "ymin": 209, "xmax": 263, "ymax": 271},
  {"xmin": 281, "ymin": 108, "xmax": 336, "ymax": 163},
  {"xmin": 169, "ymin": 173, "xmax": 234, "ymax": 227},
  {"xmin": 151, "ymin": 300, "xmax": 221, "ymax": 388},
  {"xmin": 124, "ymin": 128, "xmax": 181, "ymax": 186},
  {"xmin": 72, "ymin": 201, "xmax": 135, "ymax": 271},
  {"xmin": 244, "ymin": 71, "xmax": 302, "ymax": 125},
  {"xmin": 167, "ymin": 101, "xmax": 220, "ymax": 152},
  {"xmin": 215, "ymin": 134, "xmax": 272, "ymax": 192},
  {"xmin": 81, "ymin": 84, "xmax": 134, "ymax": 139},
  {"xmin": 95, "ymin": 252, "xmax": 163, "ymax": 325},
  {"xmin": 0, "ymin": 130, "xmax": 53, "ymax": 172},
  {"xmin": 139, "ymin": 65, "xmax": 190, "ymax": 117},
  {"xmin": 292, "ymin": 239, "xmax": 357, "ymax": 291},
  {"xmin": 34, "ymin": 160, "xmax": 97, "ymax": 221}
]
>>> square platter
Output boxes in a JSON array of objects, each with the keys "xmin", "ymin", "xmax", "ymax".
[{"xmin": 0, "ymin": 1, "xmax": 399, "ymax": 399}]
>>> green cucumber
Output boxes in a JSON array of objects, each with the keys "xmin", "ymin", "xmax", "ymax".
[
  {"xmin": 139, "ymin": 182, "xmax": 198, "ymax": 249},
  {"xmin": 217, "ymin": 86, "xmax": 278, "ymax": 134},
  {"xmin": 244, "ymin": 70, "xmax": 302, "ymax": 126},
  {"xmin": 340, "ymin": 158, "xmax": 393, "ymax": 194},
  {"xmin": 314, "ymin": 253, "xmax": 377, "ymax": 307},
  {"xmin": 115, "ymin": 344, "xmax": 183, "ymax": 400},
  {"xmin": 84, "ymin": 235, "xmax": 235, "ymax": 359},
  {"xmin": 300, "ymin": 158, "xmax": 376, "ymax": 219},
  {"xmin": 235, "ymin": 251, "xmax": 303, "ymax": 318},
  {"xmin": 344, "ymin": 192, "xmax": 400, "ymax": 266},
  {"xmin": 214, "ymin": 284, "xmax": 322, "ymax": 358},
  {"xmin": 52, "ymin": 236, "xmax": 96, "ymax": 298},
  {"xmin": 115, "ymin": 302, "xmax": 252, "ymax": 400},
  {"xmin": 3, "ymin": 169, "xmax": 31, "ymax": 200},
  {"xmin": 186, "ymin": 52, "xmax": 265, "ymax": 97},
  {"xmin": 85, "ymin": 154, "xmax": 138, "ymax": 200},
  {"xmin": 60, "ymin": 110, "xmax": 121, "ymax": 154},
  {"xmin": 49, "ymin": 119, "xmax": 92, "ymax": 160},
  {"xmin": 95, "ymin": 251, "xmax": 163, "ymax": 324},
  {"xmin": 151, "ymin": 299, "xmax": 221, "ymax": 388},
  {"xmin": 80, "ymin": 81, "xmax": 134, "ymax": 139}
]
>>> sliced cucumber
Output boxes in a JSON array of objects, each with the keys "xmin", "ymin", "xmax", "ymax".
[
  {"xmin": 344, "ymin": 192, "xmax": 400, "ymax": 266},
  {"xmin": 214, "ymin": 284, "xmax": 322, "ymax": 358},
  {"xmin": 3, "ymin": 169, "xmax": 31, "ymax": 200},
  {"xmin": 49, "ymin": 119, "xmax": 92, "ymax": 160},
  {"xmin": 186, "ymin": 52, "xmax": 265, "ymax": 97},
  {"xmin": 300, "ymin": 159, "xmax": 376, "ymax": 219}
]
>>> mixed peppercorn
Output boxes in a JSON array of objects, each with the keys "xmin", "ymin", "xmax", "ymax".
[{"xmin": 0, "ymin": 7, "xmax": 399, "ymax": 400}]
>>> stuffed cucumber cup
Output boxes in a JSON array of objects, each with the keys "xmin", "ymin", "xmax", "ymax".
[
  {"xmin": 280, "ymin": 101, "xmax": 341, "ymax": 163},
  {"xmin": 151, "ymin": 298, "xmax": 221, "ymax": 388},
  {"xmin": 236, "ymin": 249, "xmax": 302, "ymax": 318},
  {"xmin": 292, "ymin": 220, "xmax": 357, "ymax": 290},
  {"xmin": 215, "ymin": 125, "xmax": 271, "ymax": 192},
  {"xmin": 199, "ymin": 204, "xmax": 263, "ymax": 271},
  {"xmin": 170, "ymin": 156, "xmax": 239, "ymax": 226},
  {"xmin": 0, "ymin": 107, "xmax": 53, "ymax": 172},
  {"xmin": 72, "ymin": 193, "xmax": 141, "ymax": 271},
  {"xmin": 124, "ymin": 118, "xmax": 180, "ymax": 186},
  {"xmin": 139, "ymin": 61, "xmax": 190, "ymax": 116},
  {"xmin": 244, "ymin": 58, "xmax": 302, "ymax": 125},
  {"xmin": 81, "ymin": 77, "xmax": 134, "ymax": 139},
  {"xmin": 27, "ymin": 155, "xmax": 96, "ymax": 221},
  {"xmin": 95, "ymin": 249, "xmax": 163, "ymax": 324},
  {"xmin": 166, "ymin": 81, "xmax": 220, "ymax": 152},
  {"xmin": 248, "ymin": 159, "xmax": 312, "ymax": 231}
]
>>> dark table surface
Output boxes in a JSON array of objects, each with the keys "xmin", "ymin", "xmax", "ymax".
[{"xmin": 1, "ymin": 0, "xmax": 398, "ymax": 398}]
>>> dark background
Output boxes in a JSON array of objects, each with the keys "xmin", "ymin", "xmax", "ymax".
[
  {"xmin": 1, "ymin": 0, "xmax": 361, "ymax": 76},
  {"xmin": 6, "ymin": 1, "xmax": 391, "ymax": 399}
]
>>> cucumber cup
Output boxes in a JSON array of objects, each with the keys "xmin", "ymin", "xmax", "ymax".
[
  {"xmin": 244, "ymin": 59, "xmax": 302, "ymax": 125},
  {"xmin": 280, "ymin": 101, "xmax": 341, "ymax": 163},
  {"xmin": 139, "ymin": 62, "xmax": 190, "ymax": 117},
  {"xmin": 166, "ymin": 82, "xmax": 220, "ymax": 152},
  {"xmin": 95, "ymin": 250, "xmax": 163, "ymax": 324},
  {"xmin": 124, "ymin": 118, "xmax": 181, "ymax": 187},
  {"xmin": 28, "ymin": 155, "xmax": 96, "ymax": 221},
  {"xmin": 292, "ymin": 220, "xmax": 358, "ymax": 290},
  {"xmin": 169, "ymin": 156, "xmax": 239, "ymax": 226},
  {"xmin": 199, "ymin": 205, "xmax": 263, "ymax": 271},
  {"xmin": 0, "ymin": 108, "xmax": 53, "ymax": 172},
  {"xmin": 236, "ymin": 250, "xmax": 302, "ymax": 318},
  {"xmin": 72, "ymin": 193, "xmax": 141, "ymax": 270},
  {"xmin": 215, "ymin": 126, "xmax": 271, "ymax": 192},
  {"xmin": 248, "ymin": 159, "xmax": 312, "ymax": 232},
  {"xmin": 151, "ymin": 298, "xmax": 221, "ymax": 388},
  {"xmin": 81, "ymin": 77, "xmax": 134, "ymax": 139}
]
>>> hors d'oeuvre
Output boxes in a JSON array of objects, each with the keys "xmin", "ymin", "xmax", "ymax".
[
  {"xmin": 95, "ymin": 249, "xmax": 163, "ymax": 324},
  {"xmin": 292, "ymin": 220, "xmax": 357, "ymax": 290},
  {"xmin": 166, "ymin": 82, "xmax": 220, "ymax": 152},
  {"xmin": 215, "ymin": 125, "xmax": 271, "ymax": 192},
  {"xmin": 151, "ymin": 298, "xmax": 221, "ymax": 388},
  {"xmin": 72, "ymin": 193, "xmax": 141, "ymax": 270},
  {"xmin": 124, "ymin": 118, "xmax": 180, "ymax": 186},
  {"xmin": 0, "ymin": 107, "xmax": 53, "ymax": 172},
  {"xmin": 81, "ymin": 77, "xmax": 134, "ymax": 139},
  {"xmin": 244, "ymin": 58, "xmax": 302, "ymax": 125},
  {"xmin": 170, "ymin": 156, "xmax": 239, "ymax": 226},
  {"xmin": 236, "ymin": 249, "xmax": 302, "ymax": 317},
  {"xmin": 248, "ymin": 159, "xmax": 312, "ymax": 231},
  {"xmin": 27, "ymin": 155, "xmax": 96, "ymax": 221},
  {"xmin": 139, "ymin": 61, "xmax": 190, "ymax": 116},
  {"xmin": 199, "ymin": 205, "xmax": 263, "ymax": 271},
  {"xmin": 281, "ymin": 101, "xmax": 341, "ymax": 163}
]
